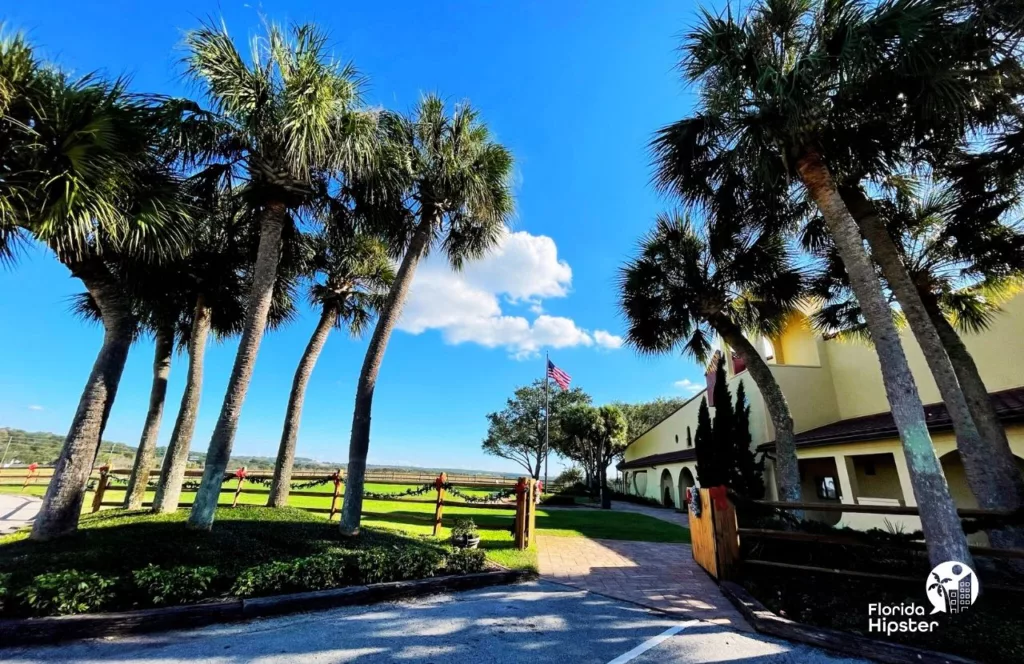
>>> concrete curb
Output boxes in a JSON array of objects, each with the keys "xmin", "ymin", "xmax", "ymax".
[
  {"xmin": 719, "ymin": 581, "xmax": 977, "ymax": 664},
  {"xmin": 0, "ymin": 569, "xmax": 533, "ymax": 646}
]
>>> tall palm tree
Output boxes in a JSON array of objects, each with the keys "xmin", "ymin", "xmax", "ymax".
[
  {"xmin": 807, "ymin": 184, "xmax": 1024, "ymax": 548},
  {"xmin": 1, "ymin": 37, "xmax": 192, "ymax": 539},
  {"xmin": 339, "ymin": 95, "xmax": 514, "ymax": 535},
  {"xmin": 151, "ymin": 191, "xmax": 301, "ymax": 513},
  {"xmin": 619, "ymin": 212, "xmax": 805, "ymax": 505},
  {"xmin": 267, "ymin": 222, "xmax": 393, "ymax": 507},
  {"xmin": 182, "ymin": 21, "xmax": 377, "ymax": 530},
  {"xmin": 652, "ymin": 0, "xmax": 980, "ymax": 564}
]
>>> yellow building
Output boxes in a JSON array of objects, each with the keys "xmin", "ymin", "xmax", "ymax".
[{"xmin": 618, "ymin": 294, "xmax": 1024, "ymax": 537}]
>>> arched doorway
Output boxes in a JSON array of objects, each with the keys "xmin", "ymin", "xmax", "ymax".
[
  {"xmin": 679, "ymin": 467, "xmax": 695, "ymax": 506},
  {"xmin": 660, "ymin": 469, "xmax": 674, "ymax": 508}
]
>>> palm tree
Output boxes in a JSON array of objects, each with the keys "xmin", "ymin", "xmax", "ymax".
[
  {"xmin": 619, "ymin": 212, "xmax": 805, "ymax": 505},
  {"xmin": 151, "ymin": 191, "xmax": 301, "ymax": 513},
  {"xmin": 182, "ymin": 21, "xmax": 376, "ymax": 530},
  {"xmin": 267, "ymin": 222, "xmax": 393, "ymax": 507},
  {"xmin": 652, "ymin": 0, "xmax": 977, "ymax": 565},
  {"xmin": 807, "ymin": 184, "xmax": 1024, "ymax": 548},
  {"xmin": 1, "ymin": 36, "xmax": 192, "ymax": 539},
  {"xmin": 339, "ymin": 95, "xmax": 514, "ymax": 535}
]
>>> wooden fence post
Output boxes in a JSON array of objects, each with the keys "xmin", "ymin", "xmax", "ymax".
[
  {"xmin": 232, "ymin": 467, "xmax": 246, "ymax": 508},
  {"xmin": 91, "ymin": 466, "xmax": 110, "ymax": 513},
  {"xmin": 710, "ymin": 486, "xmax": 740, "ymax": 580},
  {"xmin": 22, "ymin": 463, "xmax": 38, "ymax": 490},
  {"xmin": 433, "ymin": 472, "xmax": 448, "ymax": 536},
  {"xmin": 527, "ymin": 478, "xmax": 537, "ymax": 548},
  {"xmin": 514, "ymin": 477, "xmax": 528, "ymax": 550},
  {"xmin": 328, "ymin": 470, "xmax": 342, "ymax": 520}
]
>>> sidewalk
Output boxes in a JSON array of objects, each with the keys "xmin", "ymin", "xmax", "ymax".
[
  {"xmin": 0, "ymin": 494, "xmax": 41, "ymax": 536},
  {"xmin": 536, "ymin": 535, "xmax": 750, "ymax": 631},
  {"xmin": 610, "ymin": 500, "xmax": 690, "ymax": 528}
]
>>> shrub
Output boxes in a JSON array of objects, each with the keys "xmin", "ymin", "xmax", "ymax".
[
  {"xmin": 444, "ymin": 548, "xmax": 486, "ymax": 575},
  {"xmin": 231, "ymin": 561, "xmax": 296, "ymax": 598},
  {"xmin": 0, "ymin": 572, "xmax": 10, "ymax": 611},
  {"xmin": 540, "ymin": 494, "xmax": 576, "ymax": 506},
  {"xmin": 290, "ymin": 552, "xmax": 354, "ymax": 591},
  {"xmin": 19, "ymin": 570, "xmax": 116, "ymax": 616},
  {"xmin": 609, "ymin": 490, "xmax": 662, "ymax": 508},
  {"xmin": 132, "ymin": 564, "xmax": 219, "ymax": 606}
]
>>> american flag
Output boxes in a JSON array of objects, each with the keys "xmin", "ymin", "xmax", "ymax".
[{"xmin": 547, "ymin": 359, "xmax": 571, "ymax": 390}]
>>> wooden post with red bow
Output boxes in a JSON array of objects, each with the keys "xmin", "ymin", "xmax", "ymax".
[
  {"xmin": 514, "ymin": 477, "xmax": 529, "ymax": 550},
  {"xmin": 328, "ymin": 470, "xmax": 343, "ymax": 520},
  {"xmin": 91, "ymin": 465, "xmax": 110, "ymax": 513},
  {"xmin": 432, "ymin": 472, "xmax": 448, "ymax": 536},
  {"xmin": 232, "ymin": 467, "xmax": 247, "ymax": 507},
  {"xmin": 23, "ymin": 463, "xmax": 39, "ymax": 490}
]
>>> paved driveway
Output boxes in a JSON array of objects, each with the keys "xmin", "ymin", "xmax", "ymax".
[
  {"xmin": 0, "ymin": 581, "xmax": 867, "ymax": 663},
  {"xmin": 537, "ymin": 536, "xmax": 748, "ymax": 630},
  {"xmin": 0, "ymin": 494, "xmax": 41, "ymax": 536}
]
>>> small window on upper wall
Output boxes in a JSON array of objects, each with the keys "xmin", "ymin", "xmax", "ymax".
[
  {"xmin": 675, "ymin": 434, "xmax": 679, "ymax": 445},
  {"xmin": 817, "ymin": 476, "xmax": 839, "ymax": 500}
]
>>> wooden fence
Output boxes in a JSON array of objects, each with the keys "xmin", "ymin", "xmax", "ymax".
[
  {"xmin": 2, "ymin": 466, "xmax": 540, "ymax": 548},
  {"xmin": 687, "ymin": 488, "xmax": 1024, "ymax": 588}
]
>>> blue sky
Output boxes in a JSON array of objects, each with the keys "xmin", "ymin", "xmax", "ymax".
[{"xmin": 0, "ymin": 1, "xmax": 709, "ymax": 474}]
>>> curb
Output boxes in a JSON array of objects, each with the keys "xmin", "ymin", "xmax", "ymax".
[
  {"xmin": 719, "ymin": 581, "xmax": 977, "ymax": 664},
  {"xmin": 0, "ymin": 569, "xmax": 533, "ymax": 646}
]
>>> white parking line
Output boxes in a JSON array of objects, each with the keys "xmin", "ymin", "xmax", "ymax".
[{"xmin": 606, "ymin": 620, "xmax": 702, "ymax": 664}]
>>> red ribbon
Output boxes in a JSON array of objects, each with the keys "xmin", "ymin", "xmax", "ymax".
[
  {"xmin": 235, "ymin": 467, "xmax": 247, "ymax": 479},
  {"xmin": 28, "ymin": 463, "xmax": 38, "ymax": 472},
  {"xmin": 709, "ymin": 485, "xmax": 729, "ymax": 510}
]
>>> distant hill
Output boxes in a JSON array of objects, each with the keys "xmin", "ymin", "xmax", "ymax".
[{"xmin": 0, "ymin": 427, "xmax": 519, "ymax": 477}]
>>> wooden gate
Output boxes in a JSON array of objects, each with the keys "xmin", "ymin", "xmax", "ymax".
[{"xmin": 687, "ymin": 487, "xmax": 739, "ymax": 580}]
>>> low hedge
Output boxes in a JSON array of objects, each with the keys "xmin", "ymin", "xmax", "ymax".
[{"xmin": 2, "ymin": 544, "xmax": 487, "ymax": 617}]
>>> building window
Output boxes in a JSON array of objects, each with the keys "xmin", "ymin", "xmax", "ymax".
[
  {"xmin": 816, "ymin": 476, "xmax": 839, "ymax": 500},
  {"xmin": 675, "ymin": 434, "xmax": 679, "ymax": 445},
  {"xmin": 864, "ymin": 460, "xmax": 876, "ymax": 476}
]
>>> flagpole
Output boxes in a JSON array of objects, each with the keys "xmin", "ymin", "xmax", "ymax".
[{"xmin": 544, "ymin": 352, "xmax": 550, "ymax": 491}]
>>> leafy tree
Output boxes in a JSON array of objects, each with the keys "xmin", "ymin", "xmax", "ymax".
[
  {"xmin": 1, "ymin": 34, "xmax": 193, "ymax": 539},
  {"xmin": 483, "ymin": 382, "xmax": 591, "ymax": 480},
  {"xmin": 183, "ymin": 21, "xmax": 376, "ymax": 530},
  {"xmin": 619, "ymin": 212, "xmax": 803, "ymax": 503},
  {"xmin": 340, "ymin": 95, "xmax": 514, "ymax": 535},
  {"xmin": 652, "ymin": 0, "xmax": 977, "ymax": 565},
  {"xmin": 559, "ymin": 405, "xmax": 628, "ymax": 508},
  {"xmin": 268, "ymin": 223, "xmax": 393, "ymax": 507},
  {"xmin": 612, "ymin": 397, "xmax": 687, "ymax": 444}
]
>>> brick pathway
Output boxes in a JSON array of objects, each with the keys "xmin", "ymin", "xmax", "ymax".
[{"xmin": 536, "ymin": 535, "xmax": 751, "ymax": 631}]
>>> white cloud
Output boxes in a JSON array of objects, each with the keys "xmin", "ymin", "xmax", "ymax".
[
  {"xmin": 674, "ymin": 379, "xmax": 703, "ymax": 394},
  {"xmin": 397, "ymin": 231, "xmax": 617, "ymax": 358},
  {"xmin": 593, "ymin": 330, "xmax": 623, "ymax": 349},
  {"xmin": 28, "ymin": 405, "xmax": 44, "ymax": 411}
]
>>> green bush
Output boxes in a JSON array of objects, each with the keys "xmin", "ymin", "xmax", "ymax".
[
  {"xmin": 444, "ymin": 548, "xmax": 486, "ymax": 575},
  {"xmin": 132, "ymin": 564, "xmax": 219, "ymax": 606},
  {"xmin": 19, "ymin": 570, "xmax": 116, "ymax": 616},
  {"xmin": 0, "ymin": 572, "xmax": 10, "ymax": 610},
  {"xmin": 290, "ymin": 552, "xmax": 354, "ymax": 591},
  {"xmin": 540, "ymin": 494, "xmax": 577, "ymax": 506},
  {"xmin": 231, "ymin": 560, "xmax": 297, "ymax": 598}
]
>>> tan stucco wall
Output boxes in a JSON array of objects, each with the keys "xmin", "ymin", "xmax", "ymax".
[{"xmin": 824, "ymin": 294, "xmax": 1024, "ymax": 420}]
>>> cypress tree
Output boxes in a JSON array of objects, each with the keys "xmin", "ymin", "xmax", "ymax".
[
  {"xmin": 709, "ymin": 356, "xmax": 733, "ymax": 487},
  {"xmin": 732, "ymin": 381, "xmax": 765, "ymax": 499},
  {"xmin": 694, "ymin": 397, "xmax": 715, "ymax": 485}
]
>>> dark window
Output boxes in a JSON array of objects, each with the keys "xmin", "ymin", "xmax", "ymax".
[
  {"xmin": 864, "ymin": 460, "xmax": 876, "ymax": 476},
  {"xmin": 816, "ymin": 476, "xmax": 839, "ymax": 500},
  {"xmin": 675, "ymin": 434, "xmax": 679, "ymax": 445}
]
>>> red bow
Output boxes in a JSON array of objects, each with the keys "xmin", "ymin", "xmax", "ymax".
[
  {"xmin": 28, "ymin": 463, "xmax": 38, "ymax": 472},
  {"xmin": 235, "ymin": 467, "xmax": 247, "ymax": 479},
  {"xmin": 709, "ymin": 485, "xmax": 729, "ymax": 510}
]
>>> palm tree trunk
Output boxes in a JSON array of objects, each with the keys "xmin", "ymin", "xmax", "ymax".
[
  {"xmin": 268, "ymin": 303, "xmax": 336, "ymax": 507},
  {"xmin": 188, "ymin": 203, "xmax": 286, "ymax": 530},
  {"xmin": 30, "ymin": 262, "xmax": 136, "ymax": 540},
  {"xmin": 796, "ymin": 151, "xmax": 971, "ymax": 567},
  {"xmin": 340, "ymin": 215, "xmax": 434, "ymax": 535},
  {"xmin": 152, "ymin": 295, "xmax": 212, "ymax": 513},
  {"xmin": 123, "ymin": 324, "xmax": 174, "ymax": 509},
  {"xmin": 847, "ymin": 190, "xmax": 1024, "ymax": 544},
  {"xmin": 712, "ymin": 315, "xmax": 801, "ymax": 506}
]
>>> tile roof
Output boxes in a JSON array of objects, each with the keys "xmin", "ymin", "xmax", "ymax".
[
  {"xmin": 773, "ymin": 386, "xmax": 1024, "ymax": 449},
  {"xmin": 618, "ymin": 448, "xmax": 696, "ymax": 471}
]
